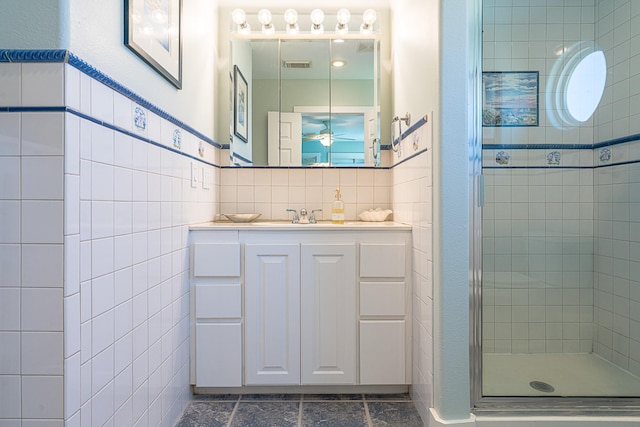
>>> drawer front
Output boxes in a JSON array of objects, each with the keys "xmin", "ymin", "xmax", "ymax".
[
  {"xmin": 360, "ymin": 282, "xmax": 405, "ymax": 316},
  {"xmin": 193, "ymin": 243, "xmax": 240, "ymax": 277},
  {"xmin": 360, "ymin": 243, "xmax": 405, "ymax": 278},
  {"xmin": 195, "ymin": 284, "xmax": 241, "ymax": 318}
]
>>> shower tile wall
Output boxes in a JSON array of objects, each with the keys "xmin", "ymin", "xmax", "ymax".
[
  {"xmin": 483, "ymin": 0, "xmax": 640, "ymax": 370},
  {"xmin": 0, "ymin": 60, "xmax": 218, "ymax": 426}
]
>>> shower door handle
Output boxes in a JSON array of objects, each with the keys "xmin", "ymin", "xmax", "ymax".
[{"xmin": 478, "ymin": 174, "xmax": 485, "ymax": 208}]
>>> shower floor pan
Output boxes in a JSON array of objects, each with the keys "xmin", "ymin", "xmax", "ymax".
[{"xmin": 483, "ymin": 353, "xmax": 640, "ymax": 397}]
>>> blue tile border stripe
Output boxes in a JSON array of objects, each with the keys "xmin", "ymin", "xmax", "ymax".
[
  {"xmin": 0, "ymin": 49, "xmax": 223, "ymax": 150},
  {"xmin": 484, "ymin": 133, "xmax": 640, "ymax": 151}
]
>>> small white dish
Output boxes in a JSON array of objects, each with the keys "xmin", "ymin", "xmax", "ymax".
[
  {"xmin": 358, "ymin": 208, "xmax": 392, "ymax": 222},
  {"xmin": 223, "ymin": 213, "xmax": 261, "ymax": 223}
]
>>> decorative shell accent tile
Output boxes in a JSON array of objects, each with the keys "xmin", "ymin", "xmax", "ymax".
[
  {"xmin": 173, "ymin": 129, "xmax": 182, "ymax": 150},
  {"xmin": 134, "ymin": 106, "xmax": 147, "ymax": 131},
  {"xmin": 495, "ymin": 150, "xmax": 510, "ymax": 165},
  {"xmin": 546, "ymin": 150, "xmax": 561, "ymax": 165},
  {"xmin": 599, "ymin": 147, "xmax": 612, "ymax": 162},
  {"xmin": 198, "ymin": 141, "xmax": 205, "ymax": 158}
]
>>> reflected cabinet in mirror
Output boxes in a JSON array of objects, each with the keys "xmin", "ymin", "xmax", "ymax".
[{"xmin": 229, "ymin": 32, "xmax": 382, "ymax": 167}]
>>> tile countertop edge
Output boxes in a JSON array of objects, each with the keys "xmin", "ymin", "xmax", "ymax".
[{"xmin": 189, "ymin": 221, "xmax": 413, "ymax": 231}]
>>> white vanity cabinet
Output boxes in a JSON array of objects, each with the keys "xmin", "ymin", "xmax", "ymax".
[{"xmin": 190, "ymin": 223, "xmax": 411, "ymax": 390}]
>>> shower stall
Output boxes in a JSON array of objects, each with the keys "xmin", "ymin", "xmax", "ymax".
[{"xmin": 475, "ymin": 0, "xmax": 640, "ymax": 405}]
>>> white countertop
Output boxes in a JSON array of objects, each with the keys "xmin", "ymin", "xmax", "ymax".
[{"xmin": 189, "ymin": 220, "xmax": 412, "ymax": 231}]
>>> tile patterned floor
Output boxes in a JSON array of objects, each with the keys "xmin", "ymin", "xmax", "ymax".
[{"xmin": 175, "ymin": 393, "xmax": 424, "ymax": 427}]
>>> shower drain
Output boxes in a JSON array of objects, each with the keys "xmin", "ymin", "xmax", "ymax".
[{"xmin": 529, "ymin": 381, "xmax": 555, "ymax": 393}]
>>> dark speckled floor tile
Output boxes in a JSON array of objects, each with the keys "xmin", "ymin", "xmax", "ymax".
[
  {"xmin": 174, "ymin": 401, "xmax": 236, "ymax": 427},
  {"xmin": 302, "ymin": 393, "xmax": 363, "ymax": 401},
  {"xmin": 365, "ymin": 393, "xmax": 412, "ymax": 401},
  {"xmin": 241, "ymin": 393, "xmax": 302, "ymax": 401},
  {"xmin": 368, "ymin": 401, "xmax": 423, "ymax": 427},
  {"xmin": 301, "ymin": 402, "xmax": 368, "ymax": 427},
  {"xmin": 231, "ymin": 401, "xmax": 300, "ymax": 427}
]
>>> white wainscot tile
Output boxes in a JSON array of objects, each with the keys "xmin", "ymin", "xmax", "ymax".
[
  {"xmin": 0, "ymin": 156, "xmax": 21, "ymax": 199},
  {"xmin": 92, "ymin": 273, "xmax": 115, "ymax": 318},
  {"xmin": 92, "ymin": 343, "xmax": 114, "ymax": 393},
  {"xmin": 114, "ymin": 132, "xmax": 133, "ymax": 169},
  {"xmin": 91, "ymin": 80, "xmax": 115, "ymax": 124},
  {"xmin": 22, "ymin": 244, "xmax": 63, "ymax": 287},
  {"xmin": 0, "ymin": 244, "xmax": 21, "ymax": 286},
  {"xmin": 114, "ymin": 92, "xmax": 132, "ymax": 132},
  {"xmin": 21, "ymin": 331, "xmax": 63, "ymax": 374},
  {"xmin": 65, "ymin": 174, "xmax": 80, "ymax": 236},
  {"xmin": 22, "ymin": 156, "xmax": 64, "ymax": 199},
  {"xmin": 0, "ymin": 288, "xmax": 20, "ymax": 330},
  {"xmin": 21, "ymin": 63, "xmax": 64, "ymax": 106},
  {"xmin": 21, "ymin": 375, "xmax": 64, "ymax": 418},
  {"xmin": 64, "ymin": 352, "xmax": 81, "ymax": 419},
  {"xmin": 91, "ymin": 124, "xmax": 115, "ymax": 165},
  {"xmin": 64, "ymin": 293, "xmax": 81, "ymax": 357},
  {"xmin": 0, "ymin": 331, "xmax": 21, "ymax": 374},
  {"xmin": 92, "ymin": 382, "xmax": 115, "ymax": 426},
  {"xmin": 115, "ymin": 300, "xmax": 133, "ymax": 344},
  {"xmin": 91, "ymin": 200, "xmax": 114, "ymax": 239},
  {"xmin": 65, "ymin": 64, "xmax": 81, "ymax": 111},
  {"xmin": 92, "ymin": 237, "xmax": 114, "ymax": 279},
  {"xmin": 0, "ymin": 375, "xmax": 21, "ymax": 418},
  {"xmin": 21, "ymin": 287, "xmax": 63, "ymax": 331},
  {"xmin": 0, "ymin": 113, "xmax": 21, "ymax": 155},
  {"xmin": 0, "ymin": 200, "xmax": 20, "ymax": 243},
  {"xmin": 21, "ymin": 200, "xmax": 63, "ymax": 244},
  {"xmin": 0, "ymin": 63, "xmax": 21, "ymax": 106},
  {"xmin": 21, "ymin": 112, "xmax": 64, "ymax": 155}
]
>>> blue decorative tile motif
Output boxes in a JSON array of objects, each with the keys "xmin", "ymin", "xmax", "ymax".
[
  {"xmin": 134, "ymin": 106, "xmax": 147, "ymax": 131},
  {"xmin": 173, "ymin": 129, "xmax": 182, "ymax": 150},
  {"xmin": 547, "ymin": 150, "xmax": 561, "ymax": 165},
  {"xmin": 0, "ymin": 49, "xmax": 68, "ymax": 63},
  {"xmin": 496, "ymin": 151, "xmax": 510, "ymax": 165},
  {"xmin": 600, "ymin": 147, "xmax": 612, "ymax": 162},
  {"xmin": 198, "ymin": 141, "xmax": 205, "ymax": 158}
]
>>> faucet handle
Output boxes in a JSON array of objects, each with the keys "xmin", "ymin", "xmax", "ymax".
[
  {"xmin": 286, "ymin": 208, "xmax": 299, "ymax": 223},
  {"xmin": 310, "ymin": 209, "xmax": 322, "ymax": 224}
]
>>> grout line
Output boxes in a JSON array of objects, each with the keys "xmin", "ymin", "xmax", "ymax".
[
  {"xmin": 225, "ymin": 395, "xmax": 242, "ymax": 427},
  {"xmin": 363, "ymin": 396, "xmax": 374, "ymax": 427}
]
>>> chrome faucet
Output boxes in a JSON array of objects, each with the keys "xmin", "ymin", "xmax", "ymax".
[
  {"xmin": 286, "ymin": 208, "xmax": 299, "ymax": 223},
  {"xmin": 299, "ymin": 208, "xmax": 310, "ymax": 224},
  {"xmin": 310, "ymin": 209, "xmax": 322, "ymax": 224}
]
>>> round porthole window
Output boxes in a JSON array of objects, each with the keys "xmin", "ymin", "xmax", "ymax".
[
  {"xmin": 566, "ymin": 51, "xmax": 607, "ymax": 122},
  {"xmin": 546, "ymin": 41, "xmax": 607, "ymax": 127}
]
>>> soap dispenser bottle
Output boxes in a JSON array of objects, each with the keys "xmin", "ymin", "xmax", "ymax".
[{"xmin": 331, "ymin": 188, "xmax": 345, "ymax": 224}]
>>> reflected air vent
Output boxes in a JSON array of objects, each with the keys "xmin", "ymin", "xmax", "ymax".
[
  {"xmin": 356, "ymin": 42, "xmax": 374, "ymax": 53},
  {"xmin": 282, "ymin": 60, "xmax": 311, "ymax": 69}
]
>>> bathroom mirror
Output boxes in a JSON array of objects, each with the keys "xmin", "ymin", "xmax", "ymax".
[{"xmin": 229, "ymin": 35, "xmax": 381, "ymax": 167}]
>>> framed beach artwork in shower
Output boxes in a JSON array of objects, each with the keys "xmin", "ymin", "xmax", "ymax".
[
  {"xmin": 482, "ymin": 71, "xmax": 539, "ymax": 127},
  {"xmin": 125, "ymin": 0, "xmax": 183, "ymax": 89}
]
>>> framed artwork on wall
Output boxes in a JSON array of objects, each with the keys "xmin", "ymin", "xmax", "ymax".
[
  {"xmin": 124, "ymin": 0, "xmax": 183, "ymax": 89},
  {"xmin": 482, "ymin": 71, "xmax": 539, "ymax": 127},
  {"xmin": 234, "ymin": 65, "xmax": 249, "ymax": 143}
]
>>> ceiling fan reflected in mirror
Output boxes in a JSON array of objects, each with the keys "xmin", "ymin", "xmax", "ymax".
[{"xmin": 302, "ymin": 114, "xmax": 362, "ymax": 146}]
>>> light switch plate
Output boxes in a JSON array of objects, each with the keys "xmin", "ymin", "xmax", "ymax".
[
  {"xmin": 202, "ymin": 167, "xmax": 210, "ymax": 189},
  {"xmin": 191, "ymin": 162, "xmax": 198, "ymax": 188}
]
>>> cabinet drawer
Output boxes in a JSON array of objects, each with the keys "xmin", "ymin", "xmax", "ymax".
[
  {"xmin": 360, "ymin": 243, "xmax": 405, "ymax": 278},
  {"xmin": 360, "ymin": 282, "xmax": 405, "ymax": 316},
  {"xmin": 193, "ymin": 243, "xmax": 240, "ymax": 277},
  {"xmin": 195, "ymin": 284, "xmax": 241, "ymax": 318}
]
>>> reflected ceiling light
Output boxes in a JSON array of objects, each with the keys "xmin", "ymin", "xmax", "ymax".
[
  {"xmin": 335, "ymin": 8, "xmax": 350, "ymax": 35},
  {"xmin": 231, "ymin": 8, "xmax": 250, "ymax": 34},
  {"xmin": 258, "ymin": 9, "xmax": 275, "ymax": 34},
  {"xmin": 331, "ymin": 59, "xmax": 347, "ymax": 68},
  {"xmin": 284, "ymin": 9, "xmax": 299, "ymax": 34},
  {"xmin": 310, "ymin": 9, "xmax": 325, "ymax": 35},
  {"xmin": 360, "ymin": 9, "xmax": 377, "ymax": 34}
]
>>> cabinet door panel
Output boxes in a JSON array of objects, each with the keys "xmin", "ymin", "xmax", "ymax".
[
  {"xmin": 195, "ymin": 323, "xmax": 242, "ymax": 387},
  {"xmin": 301, "ymin": 243, "xmax": 356, "ymax": 385},
  {"xmin": 360, "ymin": 320, "xmax": 406, "ymax": 384},
  {"xmin": 245, "ymin": 244, "xmax": 301, "ymax": 385}
]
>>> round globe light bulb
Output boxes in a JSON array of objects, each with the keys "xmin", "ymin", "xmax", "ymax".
[
  {"xmin": 362, "ymin": 9, "xmax": 377, "ymax": 25},
  {"xmin": 310, "ymin": 9, "xmax": 325, "ymax": 25},
  {"xmin": 257, "ymin": 9, "xmax": 272, "ymax": 26},
  {"xmin": 283, "ymin": 9, "xmax": 298, "ymax": 25},
  {"xmin": 231, "ymin": 9, "xmax": 246, "ymax": 25},
  {"xmin": 336, "ymin": 8, "xmax": 351, "ymax": 25}
]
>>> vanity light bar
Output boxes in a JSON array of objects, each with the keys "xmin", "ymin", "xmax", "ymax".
[{"xmin": 230, "ymin": 8, "xmax": 377, "ymax": 35}]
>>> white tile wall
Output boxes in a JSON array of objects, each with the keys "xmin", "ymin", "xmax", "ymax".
[{"xmin": 0, "ymin": 60, "xmax": 217, "ymax": 426}]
